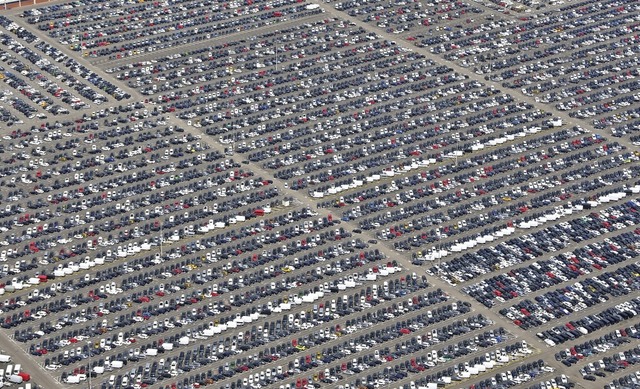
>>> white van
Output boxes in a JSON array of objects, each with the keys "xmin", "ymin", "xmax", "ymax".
[{"xmin": 64, "ymin": 375, "xmax": 81, "ymax": 384}]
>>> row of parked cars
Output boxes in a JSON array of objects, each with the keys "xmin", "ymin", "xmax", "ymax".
[
  {"xmin": 431, "ymin": 193, "xmax": 640, "ymax": 285},
  {"xmin": 535, "ymin": 297, "xmax": 640, "ymax": 347},
  {"xmin": 55, "ymin": 276, "xmax": 468, "ymax": 388},
  {"xmin": 502, "ymin": 262, "xmax": 640, "ymax": 330},
  {"xmin": 0, "ymin": 19, "xmax": 126, "ymax": 107},
  {"xmin": 464, "ymin": 229, "xmax": 640, "ymax": 309},
  {"xmin": 35, "ymin": 264, "xmax": 414, "ymax": 364},
  {"xmin": 366, "ymin": 141, "xmax": 634, "ymax": 252},
  {"xmin": 464, "ymin": 358, "xmax": 556, "ymax": 389},
  {"xmin": 525, "ymin": 375, "xmax": 575, "ymax": 389},
  {"xmin": 2, "ymin": 205, "xmax": 344, "ymax": 323},
  {"xmin": 605, "ymin": 371, "xmax": 640, "ymax": 389},
  {"xmin": 413, "ymin": 0, "xmax": 640, "ymax": 142},
  {"xmin": 556, "ymin": 323, "xmax": 640, "ymax": 367},
  {"xmin": 578, "ymin": 345, "xmax": 640, "ymax": 381},
  {"xmin": 32, "ymin": 0, "xmax": 324, "ymax": 63}
]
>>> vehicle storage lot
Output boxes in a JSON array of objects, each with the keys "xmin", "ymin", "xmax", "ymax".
[{"xmin": 0, "ymin": 0, "xmax": 639, "ymax": 389}]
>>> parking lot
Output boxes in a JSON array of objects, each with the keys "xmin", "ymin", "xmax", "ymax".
[{"xmin": 0, "ymin": 0, "xmax": 638, "ymax": 388}]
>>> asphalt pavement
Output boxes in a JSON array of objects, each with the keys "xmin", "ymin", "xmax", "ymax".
[{"xmin": 0, "ymin": 1, "xmax": 638, "ymax": 389}]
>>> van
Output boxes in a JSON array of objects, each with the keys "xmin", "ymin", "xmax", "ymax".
[
  {"xmin": 0, "ymin": 355, "xmax": 10, "ymax": 363},
  {"xmin": 65, "ymin": 375, "xmax": 81, "ymax": 384},
  {"xmin": 5, "ymin": 365, "xmax": 13, "ymax": 378},
  {"xmin": 8, "ymin": 374, "xmax": 23, "ymax": 384}
]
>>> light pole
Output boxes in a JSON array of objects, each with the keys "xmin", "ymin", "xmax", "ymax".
[
  {"xmin": 275, "ymin": 17, "xmax": 281, "ymax": 72},
  {"xmin": 78, "ymin": 9, "xmax": 83, "ymax": 57},
  {"xmin": 160, "ymin": 223, "xmax": 164, "ymax": 258},
  {"xmin": 86, "ymin": 341, "xmax": 92, "ymax": 389}
]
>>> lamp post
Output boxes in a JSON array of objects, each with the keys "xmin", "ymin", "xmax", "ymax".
[
  {"xmin": 79, "ymin": 9, "xmax": 83, "ymax": 57},
  {"xmin": 275, "ymin": 17, "xmax": 281, "ymax": 72},
  {"xmin": 86, "ymin": 341, "xmax": 92, "ymax": 389}
]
